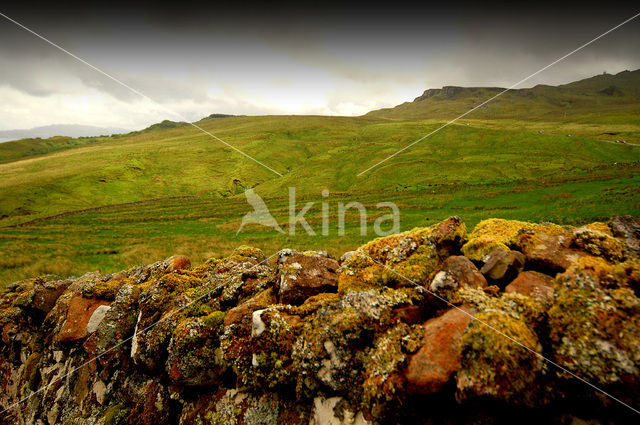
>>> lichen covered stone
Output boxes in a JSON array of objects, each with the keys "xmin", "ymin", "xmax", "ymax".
[
  {"xmin": 548, "ymin": 257, "xmax": 640, "ymax": 399},
  {"xmin": 461, "ymin": 218, "xmax": 533, "ymax": 261},
  {"xmin": 457, "ymin": 310, "xmax": 544, "ymax": 406},
  {"xmin": 338, "ymin": 217, "xmax": 466, "ymax": 293}
]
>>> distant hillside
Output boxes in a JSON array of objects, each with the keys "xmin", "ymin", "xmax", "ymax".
[
  {"xmin": 0, "ymin": 124, "xmax": 130, "ymax": 142},
  {"xmin": 0, "ymin": 136, "xmax": 119, "ymax": 165},
  {"xmin": 367, "ymin": 69, "xmax": 640, "ymax": 122}
]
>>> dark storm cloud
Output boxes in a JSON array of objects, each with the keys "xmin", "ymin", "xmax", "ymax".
[{"xmin": 0, "ymin": 2, "xmax": 638, "ymax": 129}]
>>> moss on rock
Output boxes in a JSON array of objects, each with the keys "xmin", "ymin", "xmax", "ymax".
[
  {"xmin": 166, "ymin": 312, "xmax": 227, "ymax": 386},
  {"xmin": 221, "ymin": 306, "xmax": 302, "ymax": 391},
  {"xmin": 362, "ymin": 322, "xmax": 422, "ymax": 409},
  {"xmin": 292, "ymin": 287, "xmax": 425, "ymax": 400},
  {"xmin": 572, "ymin": 225, "xmax": 628, "ymax": 263},
  {"xmin": 338, "ymin": 217, "xmax": 466, "ymax": 294},
  {"xmin": 457, "ymin": 310, "xmax": 544, "ymax": 406},
  {"xmin": 548, "ymin": 257, "xmax": 640, "ymax": 396},
  {"xmin": 462, "ymin": 219, "xmax": 533, "ymax": 261}
]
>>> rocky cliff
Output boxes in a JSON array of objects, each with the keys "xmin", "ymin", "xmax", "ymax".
[{"xmin": 1, "ymin": 216, "xmax": 639, "ymax": 424}]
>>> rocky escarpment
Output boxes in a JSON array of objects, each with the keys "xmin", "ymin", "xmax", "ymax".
[
  {"xmin": 1, "ymin": 216, "xmax": 639, "ymax": 424},
  {"xmin": 413, "ymin": 86, "xmax": 535, "ymax": 102}
]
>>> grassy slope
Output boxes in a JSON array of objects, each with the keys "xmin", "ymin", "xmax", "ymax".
[
  {"xmin": 0, "ymin": 136, "xmax": 105, "ymax": 165},
  {"xmin": 0, "ymin": 70, "xmax": 639, "ymax": 285}
]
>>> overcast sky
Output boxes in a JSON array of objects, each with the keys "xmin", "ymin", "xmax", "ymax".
[{"xmin": 0, "ymin": 3, "xmax": 639, "ymax": 131}]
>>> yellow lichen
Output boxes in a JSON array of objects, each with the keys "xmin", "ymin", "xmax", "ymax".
[
  {"xmin": 461, "ymin": 237, "xmax": 509, "ymax": 261},
  {"xmin": 458, "ymin": 310, "xmax": 542, "ymax": 406},
  {"xmin": 549, "ymin": 257, "xmax": 640, "ymax": 387},
  {"xmin": 291, "ymin": 293, "xmax": 340, "ymax": 316},
  {"xmin": 461, "ymin": 219, "xmax": 534, "ymax": 261},
  {"xmin": 231, "ymin": 246, "xmax": 265, "ymax": 261},
  {"xmin": 585, "ymin": 222, "xmax": 613, "ymax": 236},
  {"xmin": 84, "ymin": 274, "xmax": 134, "ymax": 300},
  {"xmin": 572, "ymin": 226, "xmax": 627, "ymax": 262},
  {"xmin": 339, "ymin": 218, "xmax": 466, "ymax": 294},
  {"xmin": 562, "ymin": 256, "xmax": 640, "ymax": 289},
  {"xmin": 469, "ymin": 219, "xmax": 534, "ymax": 244}
]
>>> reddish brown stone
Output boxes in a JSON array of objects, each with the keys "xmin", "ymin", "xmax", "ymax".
[
  {"xmin": 505, "ymin": 271, "xmax": 554, "ymax": 303},
  {"xmin": 223, "ymin": 288, "xmax": 277, "ymax": 326},
  {"xmin": 2, "ymin": 322, "xmax": 16, "ymax": 345},
  {"xmin": 278, "ymin": 253, "xmax": 339, "ymax": 305},
  {"xmin": 406, "ymin": 307, "xmax": 472, "ymax": 394},
  {"xmin": 428, "ymin": 256, "xmax": 487, "ymax": 304},
  {"xmin": 430, "ymin": 256, "xmax": 487, "ymax": 292},
  {"xmin": 167, "ymin": 255, "xmax": 191, "ymax": 272},
  {"xmin": 55, "ymin": 296, "xmax": 110, "ymax": 342}
]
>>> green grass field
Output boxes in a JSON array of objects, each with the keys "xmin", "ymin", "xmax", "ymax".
[{"xmin": 1, "ymin": 70, "xmax": 639, "ymax": 287}]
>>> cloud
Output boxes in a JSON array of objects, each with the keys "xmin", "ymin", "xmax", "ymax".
[{"xmin": 0, "ymin": 4, "xmax": 639, "ymax": 130}]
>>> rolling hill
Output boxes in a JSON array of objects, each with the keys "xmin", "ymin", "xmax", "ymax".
[{"xmin": 0, "ymin": 70, "xmax": 638, "ymax": 286}]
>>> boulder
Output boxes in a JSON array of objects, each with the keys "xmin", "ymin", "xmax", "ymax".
[
  {"xmin": 515, "ymin": 224, "xmax": 589, "ymax": 273},
  {"xmin": 429, "ymin": 256, "xmax": 487, "ymax": 303},
  {"xmin": 224, "ymin": 287, "xmax": 277, "ymax": 326},
  {"xmin": 548, "ymin": 257, "xmax": 640, "ymax": 400},
  {"xmin": 179, "ymin": 389, "xmax": 310, "ymax": 425},
  {"xmin": 608, "ymin": 215, "xmax": 640, "ymax": 255},
  {"xmin": 461, "ymin": 218, "xmax": 533, "ymax": 261},
  {"xmin": 292, "ymin": 288, "xmax": 425, "ymax": 397},
  {"xmin": 131, "ymin": 266, "xmax": 213, "ymax": 371},
  {"xmin": 405, "ymin": 308, "xmax": 472, "ymax": 394},
  {"xmin": 278, "ymin": 252, "xmax": 339, "ymax": 305},
  {"xmin": 457, "ymin": 310, "xmax": 543, "ymax": 406},
  {"xmin": 505, "ymin": 271, "xmax": 554, "ymax": 304},
  {"xmin": 338, "ymin": 217, "xmax": 466, "ymax": 293},
  {"xmin": 572, "ymin": 224, "xmax": 627, "ymax": 262},
  {"xmin": 362, "ymin": 323, "xmax": 422, "ymax": 407},
  {"xmin": 55, "ymin": 295, "xmax": 110, "ymax": 342},
  {"xmin": 213, "ymin": 246, "xmax": 274, "ymax": 306},
  {"xmin": 480, "ymin": 249, "xmax": 526, "ymax": 287},
  {"xmin": 166, "ymin": 312, "xmax": 227, "ymax": 386},
  {"xmin": 222, "ymin": 307, "xmax": 302, "ymax": 390},
  {"xmin": 27, "ymin": 279, "xmax": 72, "ymax": 315},
  {"xmin": 83, "ymin": 283, "xmax": 141, "ymax": 369}
]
